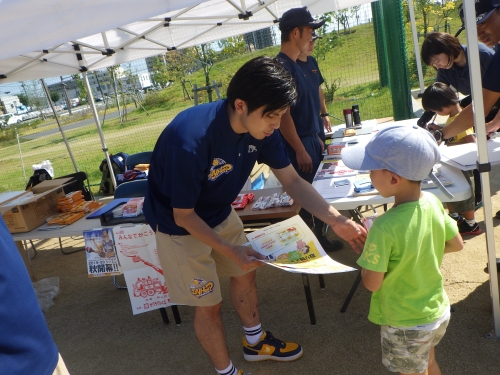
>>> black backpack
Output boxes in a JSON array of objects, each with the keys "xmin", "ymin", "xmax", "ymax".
[
  {"xmin": 25, "ymin": 169, "xmax": 52, "ymax": 190},
  {"xmin": 98, "ymin": 152, "xmax": 129, "ymax": 195}
]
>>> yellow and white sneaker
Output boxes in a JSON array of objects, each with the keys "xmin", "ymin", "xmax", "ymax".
[{"xmin": 243, "ymin": 331, "xmax": 303, "ymax": 362}]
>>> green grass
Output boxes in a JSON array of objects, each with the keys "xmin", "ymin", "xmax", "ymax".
[{"xmin": 0, "ymin": 13, "xmax": 462, "ymax": 194}]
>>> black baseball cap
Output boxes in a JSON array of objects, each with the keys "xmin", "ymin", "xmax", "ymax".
[
  {"xmin": 459, "ymin": 0, "xmax": 500, "ymax": 25},
  {"xmin": 312, "ymin": 32, "xmax": 322, "ymax": 41},
  {"xmin": 279, "ymin": 7, "xmax": 325, "ymax": 32}
]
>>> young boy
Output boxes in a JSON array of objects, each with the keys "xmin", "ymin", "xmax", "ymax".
[
  {"xmin": 422, "ymin": 82, "xmax": 481, "ymax": 236},
  {"xmin": 342, "ymin": 124, "xmax": 464, "ymax": 375}
]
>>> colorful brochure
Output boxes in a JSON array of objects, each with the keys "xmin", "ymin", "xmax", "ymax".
[
  {"xmin": 245, "ymin": 215, "xmax": 356, "ymax": 274},
  {"xmin": 84, "ymin": 228, "xmax": 122, "ymax": 277}
]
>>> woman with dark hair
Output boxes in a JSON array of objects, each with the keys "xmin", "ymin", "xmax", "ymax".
[
  {"xmin": 421, "ymin": 32, "xmax": 495, "ymax": 100},
  {"xmin": 422, "ymin": 32, "xmax": 497, "ymax": 209}
]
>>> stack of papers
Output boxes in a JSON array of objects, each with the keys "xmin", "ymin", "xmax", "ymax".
[
  {"xmin": 313, "ymin": 160, "xmax": 357, "ymax": 180},
  {"xmin": 440, "ymin": 139, "xmax": 500, "ymax": 171}
]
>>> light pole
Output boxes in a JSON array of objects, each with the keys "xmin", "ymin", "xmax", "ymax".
[{"xmin": 60, "ymin": 76, "xmax": 72, "ymax": 115}]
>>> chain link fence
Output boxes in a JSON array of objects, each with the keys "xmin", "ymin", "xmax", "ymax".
[{"xmin": 0, "ymin": 1, "xmax": 464, "ymax": 194}]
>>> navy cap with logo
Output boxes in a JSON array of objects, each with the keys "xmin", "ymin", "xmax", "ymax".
[
  {"xmin": 459, "ymin": 0, "xmax": 500, "ymax": 25},
  {"xmin": 279, "ymin": 7, "xmax": 326, "ymax": 32}
]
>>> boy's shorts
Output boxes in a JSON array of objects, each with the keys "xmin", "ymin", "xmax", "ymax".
[
  {"xmin": 155, "ymin": 208, "xmax": 250, "ymax": 307},
  {"xmin": 448, "ymin": 170, "xmax": 474, "ymax": 213},
  {"xmin": 380, "ymin": 312, "xmax": 450, "ymax": 373}
]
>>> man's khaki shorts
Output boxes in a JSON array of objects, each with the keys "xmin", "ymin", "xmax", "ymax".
[{"xmin": 155, "ymin": 208, "xmax": 250, "ymax": 307}]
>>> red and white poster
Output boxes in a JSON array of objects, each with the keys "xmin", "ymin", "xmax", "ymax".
[{"xmin": 113, "ymin": 224, "xmax": 171, "ymax": 315}]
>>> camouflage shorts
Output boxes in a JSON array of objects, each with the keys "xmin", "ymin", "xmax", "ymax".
[{"xmin": 380, "ymin": 316, "xmax": 450, "ymax": 373}]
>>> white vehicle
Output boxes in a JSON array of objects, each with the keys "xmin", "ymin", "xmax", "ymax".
[{"xmin": 0, "ymin": 113, "xmax": 24, "ymax": 128}]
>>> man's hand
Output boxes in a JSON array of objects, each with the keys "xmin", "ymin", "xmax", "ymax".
[
  {"xmin": 427, "ymin": 123, "xmax": 440, "ymax": 132},
  {"xmin": 318, "ymin": 135, "xmax": 325, "ymax": 154},
  {"xmin": 323, "ymin": 116, "xmax": 332, "ymax": 133},
  {"xmin": 486, "ymin": 110, "xmax": 500, "ymax": 134},
  {"xmin": 230, "ymin": 245, "xmax": 265, "ymax": 271},
  {"xmin": 296, "ymin": 149, "xmax": 313, "ymax": 174},
  {"xmin": 329, "ymin": 216, "xmax": 367, "ymax": 254}
]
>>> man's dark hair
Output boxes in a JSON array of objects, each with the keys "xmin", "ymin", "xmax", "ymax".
[
  {"xmin": 227, "ymin": 56, "xmax": 297, "ymax": 115},
  {"xmin": 421, "ymin": 82, "xmax": 459, "ymax": 112},
  {"xmin": 421, "ymin": 32, "xmax": 463, "ymax": 67},
  {"xmin": 280, "ymin": 25, "xmax": 304, "ymax": 43}
]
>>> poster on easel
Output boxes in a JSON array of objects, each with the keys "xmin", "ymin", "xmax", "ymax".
[
  {"xmin": 113, "ymin": 224, "xmax": 171, "ymax": 315},
  {"xmin": 83, "ymin": 228, "xmax": 121, "ymax": 278},
  {"xmin": 245, "ymin": 215, "xmax": 356, "ymax": 274}
]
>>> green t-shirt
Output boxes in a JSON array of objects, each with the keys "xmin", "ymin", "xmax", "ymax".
[{"xmin": 357, "ymin": 192, "xmax": 458, "ymax": 327}]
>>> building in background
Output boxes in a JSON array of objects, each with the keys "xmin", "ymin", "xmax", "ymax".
[
  {"xmin": 0, "ymin": 95, "xmax": 21, "ymax": 114},
  {"xmin": 244, "ymin": 27, "xmax": 275, "ymax": 51}
]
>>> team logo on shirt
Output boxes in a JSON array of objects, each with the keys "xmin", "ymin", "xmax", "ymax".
[
  {"xmin": 189, "ymin": 278, "xmax": 214, "ymax": 298},
  {"xmin": 208, "ymin": 158, "xmax": 233, "ymax": 181},
  {"xmin": 361, "ymin": 243, "xmax": 380, "ymax": 265},
  {"xmin": 248, "ymin": 145, "xmax": 257, "ymax": 153}
]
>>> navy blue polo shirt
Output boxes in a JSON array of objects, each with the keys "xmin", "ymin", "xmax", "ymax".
[
  {"xmin": 483, "ymin": 45, "xmax": 500, "ymax": 93},
  {"xmin": 143, "ymin": 99, "xmax": 290, "ymax": 235},
  {"xmin": 277, "ymin": 52, "xmax": 320, "ymax": 136},
  {"xmin": 297, "ymin": 56, "xmax": 325, "ymax": 139},
  {"xmin": 0, "ymin": 218, "xmax": 59, "ymax": 375},
  {"xmin": 436, "ymin": 44, "xmax": 495, "ymax": 95}
]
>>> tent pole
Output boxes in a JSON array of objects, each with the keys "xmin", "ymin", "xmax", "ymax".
[
  {"xmin": 462, "ymin": 0, "xmax": 500, "ymax": 337},
  {"xmin": 407, "ymin": 0, "xmax": 425, "ymax": 95},
  {"xmin": 40, "ymin": 79, "xmax": 79, "ymax": 172},
  {"xmin": 82, "ymin": 72, "xmax": 117, "ymax": 190}
]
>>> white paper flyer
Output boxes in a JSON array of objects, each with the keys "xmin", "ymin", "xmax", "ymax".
[
  {"xmin": 83, "ymin": 228, "xmax": 121, "ymax": 277},
  {"xmin": 113, "ymin": 224, "xmax": 172, "ymax": 315},
  {"xmin": 245, "ymin": 215, "xmax": 356, "ymax": 274}
]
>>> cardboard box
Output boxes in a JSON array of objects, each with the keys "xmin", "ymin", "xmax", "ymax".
[{"xmin": 1, "ymin": 181, "xmax": 69, "ymax": 233}]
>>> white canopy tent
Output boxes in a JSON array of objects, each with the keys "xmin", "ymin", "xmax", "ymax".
[
  {"xmin": 0, "ymin": 0, "xmax": 498, "ymax": 336},
  {"xmin": 0, "ymin": 0, "xmax": 373, "ymax": 82}
]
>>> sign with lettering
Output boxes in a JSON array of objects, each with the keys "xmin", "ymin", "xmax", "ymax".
[{"xmin": 113, "ymin": 224, "xmax": 171, "ymax": 315}]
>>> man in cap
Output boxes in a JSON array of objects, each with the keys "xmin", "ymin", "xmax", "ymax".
[
  {"xmin": 296, "ymin": 32, "xmax": 332, "ymax": 143},
  {"xmin": 277, "ymin": 7, "xmax": 342, "ymax": 251}
]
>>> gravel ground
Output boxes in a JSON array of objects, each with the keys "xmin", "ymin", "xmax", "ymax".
[{"xmin": 30, "ymin": 165, "xmax": 500, "ymax": 375}]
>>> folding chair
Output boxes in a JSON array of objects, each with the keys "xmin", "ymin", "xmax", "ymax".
[{"xmin": 125, "ymin": 151, "xmax": 153, "ymax": 171}]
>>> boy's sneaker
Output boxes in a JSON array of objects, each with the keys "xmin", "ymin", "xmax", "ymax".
[
  {"xmin": 243, "ymin": 331, "xmax": 303, "ymax": 362},
  {"xmin": 448, "ymin": 213, "xmax": 462, "ymax": 222},
  {"xmin": 457, "ymin": 219, "xmax": 482, "ymax": 236},
  {"xmin": 215, "ymin": 371, "xmax": 251, "ymax": 375}
]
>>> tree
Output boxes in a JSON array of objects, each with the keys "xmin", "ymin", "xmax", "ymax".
[
  {"xmin": 151, "ymin": 56, "xmax": 171, "ymax": 89},
  {"xmin": 435, "ymin": 0, "xmax": 456, "ymax": 33},
  {"xmin": 49, "ymin": 91, "xmax": 60, "ymax": 103},
  {"xmin": 332, "ymin": 9, "xmax": 351, "ymax": 34},
  {"xmin": 194, "ymin": 44, "xmax": 218, "ymax": 102},
  {"xmin": 403, "ymin": 0, "xmax": 438, "ymax": 37},
  {"xmin": 350, "ymin": 6, "xmax": 361, "ymax": 26},
  {"xmin": 312, "ymin": 13, "xmax": 343, "ymax": 62},
  {"xmin": 164, "ymin": 48, "xmax": 198, "ymax": 99},
  {"xmin": 217, "ymin": 36, "xmax": 246, "ymax": 60},
  {"xmin": 71, "ymin": 74, "xmax": 87, "ymax": 104},
  {"xmin": 18, "ymin": 93, "xmax": 29, "ymax": 107}
]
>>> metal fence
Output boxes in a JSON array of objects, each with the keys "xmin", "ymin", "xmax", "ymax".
[{"xmin": 0, "ymin": 1, "xmax": 463, "ymax": 194}]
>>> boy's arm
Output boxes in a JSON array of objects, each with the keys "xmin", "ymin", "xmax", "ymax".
[
  {"xmin": 360, "ymin": 268, "xmax": 384, "ymax": 292},
  {"xmin": 444, "ymin": 233, "xmax": 464, "ymax": 253}
]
